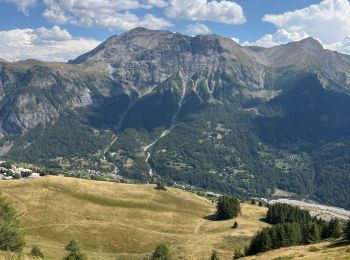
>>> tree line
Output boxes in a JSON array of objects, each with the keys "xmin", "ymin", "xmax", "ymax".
[{"xmin": 246, "ymin": 203, "xmax": 345, "ymax": 256}]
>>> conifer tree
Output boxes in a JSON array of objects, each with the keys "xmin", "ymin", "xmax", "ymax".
[
  {"xmin": 345, "ymin": 219, "xmax": 350, "ymax": 241},
  {"xmin": 327, "ymin": 219, "xmax": 342, "ymax": 238},
  {"xmin": 303, "ymin": 222, "xmax": 320, "ymax": 244},
  {"xmin": 0, "ymin": 194, "xmax": 25, "ymax": 252}
]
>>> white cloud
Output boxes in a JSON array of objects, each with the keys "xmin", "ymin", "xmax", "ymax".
[
  {"xmin": 245, "ymin": 0, "xmax": 350, "ymax": 55},
  {"xmin": 146, "ymin": 0, "xmax": 168, "ymax": 8},
  {"xmin": 243, "ymin": 29, "xmax": 310, "ymax": 48},
  {"xmin": 185, "ymin": 23, "xmax": 212, "ymax": 35},
  {"xmin": 165, "ymin": 0, "xmax": 246, "ymax": 24},
  {"xmin": 0, "ymin": 26, "xmax": 100, "ymax": 62},
  {"xmin": 324, "ymin": 37, "xmax": 350, "ymax": 55},
  {"xmin": 1, "ymin": 0, "xmax": 36, "ymax": 14},
  {"xmin": 41, "ymin": 0, "xmax": 173, "ymax": 30},
  {"xmin": 263, "ymin": 0, "xmax": 350, "ymax": 44},
  {"xmin": 33, "ymin": 25, "xmax": 72, "ymax": 43}
]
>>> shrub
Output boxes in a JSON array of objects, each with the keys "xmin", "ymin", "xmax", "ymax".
[
  {"xmin": 210, "ymin": 250, "xmax": 219, "ymax": 260},
  {"xmin": 232, "ymin": 221, "xmax": 238, "ymax": 229},
  {"xmin": 309, "ymin": 246, "xmax": 321, "ymax": 252},
  {"xmin": 155, "ymin": 182, "xmax": 167, "ymax": 191},
  {"xmin": 151, "ymin": 243, "xmax": 170, "ymax": 260},
  {"xmin": 63, "ymin": 240, "xmax": 87, "ymax": 260},
  {"xmin": 21, "ymin": 171, "xmax": 32, "ymax": 178},
  {"xmin": 13, "ymin": 173, "xmax": 21, "ymax": 179},
  {"xmin": 233, "ymin": 249, "xmax": 244, "ymax": 259},
  {"xmin": 30, "ymin": 245, "xmax": 44, "ymax": 258}
]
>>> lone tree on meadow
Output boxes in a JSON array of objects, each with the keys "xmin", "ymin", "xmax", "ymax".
[
  {"xmin": 0, "ymin": 194, "xmax": 25, "ymax": 252},
  {"xmin": 216, "ymin": 196, "xmax": 241, "ymax": 220}
]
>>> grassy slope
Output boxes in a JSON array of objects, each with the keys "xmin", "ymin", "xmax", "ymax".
[
  {"xmin": 0, "ymin": 176, "xmax": 268, "ymax": 259},
  {"xmin": 243, "ymin": 240, "xmax": 350, "ymax": 260}
]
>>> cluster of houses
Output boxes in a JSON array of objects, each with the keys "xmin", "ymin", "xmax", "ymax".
[{"xmin": 0, "ymin": 161, "xmax": 40, "ymax": 180}]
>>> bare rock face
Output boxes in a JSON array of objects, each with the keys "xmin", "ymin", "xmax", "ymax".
[
  {"xmin": 71, "ymin": 27, "xmax": 266, "ymax": 97},
  {"xmin": 2, "ymin": 93, "xmax": 59, "ymax": 134},
  {"xmin": 0, "ymin": 61, "xmax": 115, "ymax": 136}
]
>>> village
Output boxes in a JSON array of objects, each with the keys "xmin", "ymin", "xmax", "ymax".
[{"xmin": 0, "ymin": 161, "xmax": 40, "ymax": 180}]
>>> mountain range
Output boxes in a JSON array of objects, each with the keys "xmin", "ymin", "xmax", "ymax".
[{"xmin": 1, "ymin": 27, "xmax": 350, "ymax": 208}]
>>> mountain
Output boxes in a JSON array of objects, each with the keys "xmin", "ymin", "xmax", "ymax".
[{"xmin": 1, "ymin": 28, "xmax": 350, "ymax": 208}]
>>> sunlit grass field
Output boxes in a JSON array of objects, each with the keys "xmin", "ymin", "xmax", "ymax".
[
  {"xmin": 0, "ymin": 176, "xmax": 268, "ymax": 259},
  {"xmin": 243, "ymin": 240, "xmax": 350, "ymax": 260}
]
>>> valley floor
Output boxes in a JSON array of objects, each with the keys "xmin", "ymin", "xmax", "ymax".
[{"xmin": 0, "ymin": 176, "xmax": 268, "ymax": 259}]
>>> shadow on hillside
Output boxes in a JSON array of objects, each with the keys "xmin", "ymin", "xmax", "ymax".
[
  {"xmin": 259, "ymin": 217, "xmax": 268, "ymax": 223},
  {"xmin": 326, "ymin": 239, "xmax": 349, "ymax": 248},
  {"xmin": 203, "ymin": 214, "xmax": 220, "ymax": 221}
]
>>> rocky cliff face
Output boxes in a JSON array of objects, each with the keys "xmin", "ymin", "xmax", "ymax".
[
  {"xmin": 0, "ymin": 61, "xmax": 117, "ymax": 135},
  {"xmin": 71, "ymin": 28, "xmax": 266, "ymax": 97}
]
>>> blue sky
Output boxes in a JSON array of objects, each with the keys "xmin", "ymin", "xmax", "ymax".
[{"xmin": 0, "ymin": 0, "xmax": 350, "ymax": 61}]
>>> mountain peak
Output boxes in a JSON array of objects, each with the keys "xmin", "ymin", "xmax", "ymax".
[
  {"xmin": 298, "ymin": 37, "xmax": 323, "ymax": 48},
  {"xmin": 121, "ymin": 27, "xmax": 152, "ymax": 36}
]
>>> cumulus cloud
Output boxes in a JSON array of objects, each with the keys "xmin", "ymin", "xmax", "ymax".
[
  {"xmin": 245, "ymin": 0, "xmax": 350, "ymax": 55},
  {"xmin": 1, "ymin": 0, "xmax": 36, "ymax": 14},
  {"xmin": 263, "ymin": 0, "xmax": 350, "ymax": 44},
  {"xmin": 185, "ymin": 23, "xmax": 212, "ymax": 35},
  {"xmin": 165, "ymin": 0, "xmax": 246, "ymax": 24},
  {"xmin": 324, "ymin": 37, "xmax": 350, "ymax": 55},
  {"xmin": 0, "ymin": 26, "xmax": 100, "ymax": 62},
  {"xmin": 2, "ymin": 0, "xmax": 173, "ymax": 30},
  {"xmin": 146, "ymin": 0, "xmax": 168, "ymax": 8},
  {"xmin": 41, "ymin": 0, "xmax": 173, "ymax": 30},
  {"xmin": 243, "ymin": 29, "xmax": 310, "ymax": 48}
]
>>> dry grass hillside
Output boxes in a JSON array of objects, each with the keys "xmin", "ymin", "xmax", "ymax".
[
  {"xmin": 243, "ymin": 240, "xmax": 350, "ymax": 260},
  {"xmin": 0, "ymin": 176, "xmax": 268, "ymax": 259}
]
